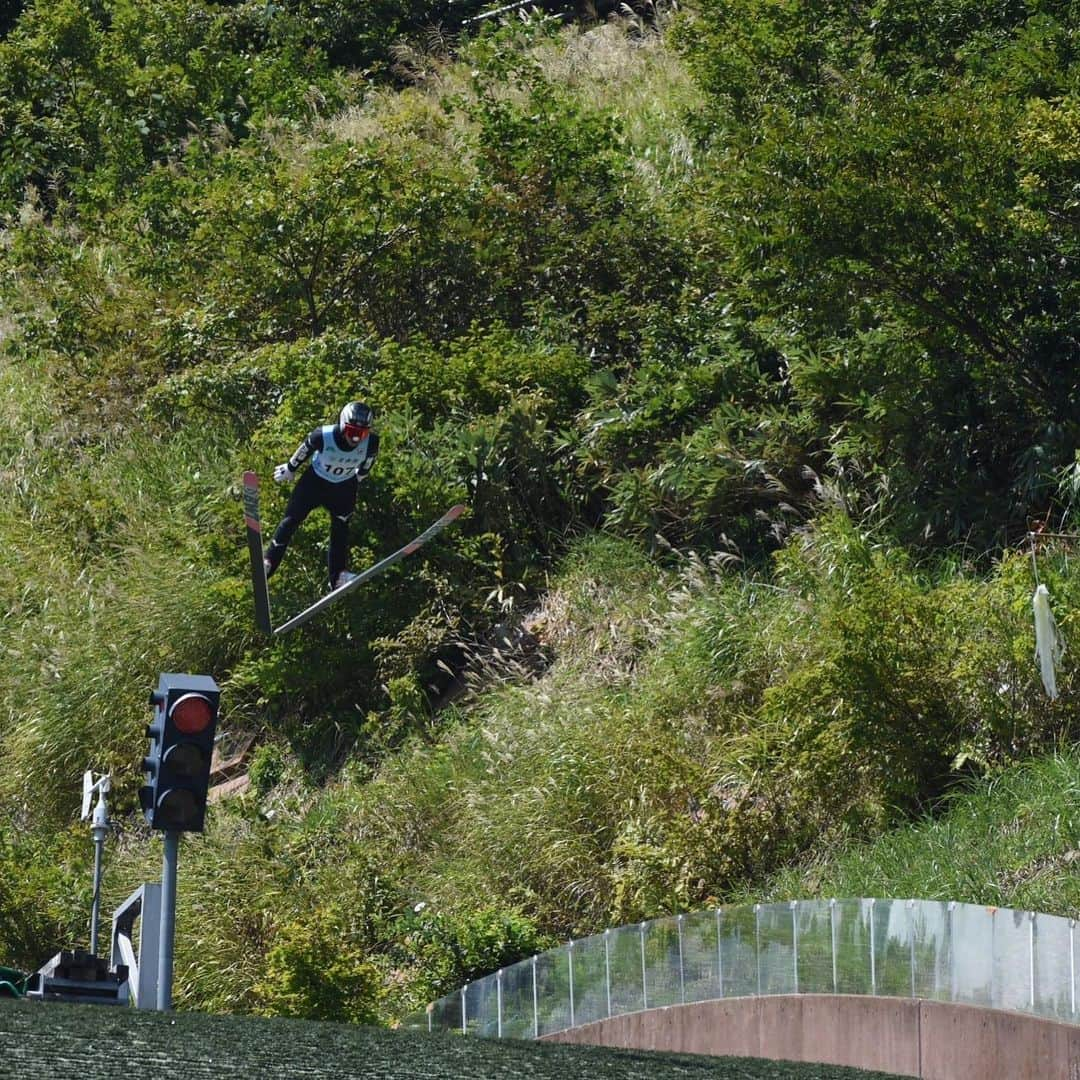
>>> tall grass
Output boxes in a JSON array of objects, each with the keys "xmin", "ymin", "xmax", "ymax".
[
  {"xmin": 260, "ymin": 523, "xmax": 1077, "ymax": 946},
  {"xmin": 743, "ymin": 749, "xmax": 1080, "ymax": 918},
  {"xmin": 0, "ymin": 417, "xmax": 251, "ymax": 818},
  {"xmin": 327, "ymin": 15, "xmax": 702, "ymax": 194}
]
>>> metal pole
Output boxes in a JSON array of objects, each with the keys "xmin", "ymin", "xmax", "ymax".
[
  {"xmin": 791, "ymin": 901, "xmax": 799, "ymax": 994},
  {"xmin": 568, "ymin": 941, "xmax": 575, "ymax": 1029},
  {"xmin": 755, "ymin": 904, "xmax": 762, "ymax": 996},
  {"xmin": 947, "ymin": 901, "xmax": 957, "ymax": 1002},
  {"xmin": 830, "ymin": 898, "xmax": 838, "ymax": 994},
  {"xmin": 989, "ymin": 906, "xmax": 996, "ymax": 1007},
  {"xmin": 604, "ymin": 929, "xmax": 611, "ymax": 1018},
  {"xmin": 908, "ymin": 899, "xmax": 916, "ymax": 1000},
  {"xmin": 673, "ymin": 915, "xmax": 682, "ymax": 1006},
  {"xmin": 90, "ymin": 834, "xmax": 104, "ymax": 955},
  {"xmin": 89, "ymin": 785, "xmax": 109, "ymax": 956},
  {"xmin": 1069, "ymin": 918, "xmax": 1076, "ymax": 1017},
  {"xmin": 716, "ymin": 908, "xmax": 724, "ymax": 998},
  {"xmin": 1029, "ymin": 911, "xmax": 1036, "ymax": 1010},
  {"xmin": 869, "ymin": 898, "xmax": 877, "ymax": 997},
  {"xmin": 531, "ymin": 956, "xmax": 538, "ymax": 1039},
  {"xmin": 640, "ymin": 922, "xmax": 648, "ymax": 1010},
  {"xmin": 157, "ymin": 830, "xmax": 180, "ymax": 1011}
]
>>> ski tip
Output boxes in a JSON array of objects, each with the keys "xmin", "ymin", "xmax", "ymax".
[
  {"xmin": 446, "ymin": 503, "xmax": 466, "ymax": 519},
  {"xmin": 243, "ymin": 470, "xmax": 260, "ymax": 486}
]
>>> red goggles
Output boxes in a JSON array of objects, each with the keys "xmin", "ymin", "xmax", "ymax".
[{"xmin": 343, "ymin": 423, "xmax": 370, "ymax": 441}]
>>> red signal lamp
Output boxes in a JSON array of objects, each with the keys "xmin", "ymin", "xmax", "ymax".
[{"xmin": 170, "ymin": 693, "xmax": 214, "ymax": 735}]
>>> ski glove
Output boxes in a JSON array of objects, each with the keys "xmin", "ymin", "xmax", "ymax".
[{"xmin": 273, "ymin": 462, "xmax": 296, "ymax": 484}]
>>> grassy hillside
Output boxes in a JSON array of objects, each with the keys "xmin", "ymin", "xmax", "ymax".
[
  {"xmin": 1, "ymin": 0, "xmax": 1078, "ymax": 1033},
  {"xmin": 0, "ymin": 1000, "xmax": 909, "ymax": 1080},
  {"xmin": 741, "ymin": 748, "xmax": 1080, "ymax": 914}
]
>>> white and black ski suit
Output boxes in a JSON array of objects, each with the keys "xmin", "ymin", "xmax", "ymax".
[{"xmin": 265, "ymin": 424, "xmax": 379, "ymax": 588}]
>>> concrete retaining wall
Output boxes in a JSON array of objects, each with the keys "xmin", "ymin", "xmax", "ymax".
[{"xmin": 542, "ymin": 995, "xmax": 1080, "ymax": 1080}]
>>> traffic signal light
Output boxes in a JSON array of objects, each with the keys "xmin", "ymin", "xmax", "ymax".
[{"xmin": 140, "ymin": 673, "xmax": 220, "ymax": 832}]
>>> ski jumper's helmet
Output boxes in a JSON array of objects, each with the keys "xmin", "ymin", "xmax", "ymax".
[{"xmin": 339, "ymin": 401, "xmax": 374, "ymax": 442}]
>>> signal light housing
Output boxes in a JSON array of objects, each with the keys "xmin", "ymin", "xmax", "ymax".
[{"xmin": 141, "ymin": 673, "xmax": 220, "ymax": 832}]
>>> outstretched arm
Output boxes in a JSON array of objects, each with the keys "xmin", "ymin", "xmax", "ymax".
[{"xmin": 275, "ymin": 428, "xmax": 325, "ymax": 483}]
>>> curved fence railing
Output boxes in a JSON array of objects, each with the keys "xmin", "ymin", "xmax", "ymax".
[{"xmin": 402, "ymin": 898, "xmax": 1079, "ymax": 1036}]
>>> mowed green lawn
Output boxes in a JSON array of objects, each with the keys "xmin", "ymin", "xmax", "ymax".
[{"xmin": 0, "ymin": 999, "xmax": 906, "ymax": 1078}]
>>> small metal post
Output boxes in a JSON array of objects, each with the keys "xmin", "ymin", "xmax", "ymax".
[
  {"xmin": 90, "ymin": 840, "xmax": 104, "ymax": 955},
  {"xmin": 82, "ymin": 772, "xmax": 110, "ymax": 958},
  {"xmin": 532, "ymin": 955, "xmax": 538, "ymax": 1039},
  {"xmin": 791, "ymin": 901, "xmax": 799, "ymax": 994},
  {"xmin": 677, "ymin": 915, "xmax": 685, "ymax": 1004},
  {"xmin": 89, "ymin": 792, "xmax": 109, "ymax": 955},
  {"xmin": 755, "ymin": 904, "xmax": 762, "ymax": 996},
  {"xmin": 947, "ymin": 901, "xmax": 957, "ymax": 1002},
  {"xmin": 907, "ymin": 899, "xmax": 916, "ymax": 999},
  {"xmin": 1069, "ymin": 919, "xmax": 1076, "ymax": 1017},
  {"xmin": 989, "ymin": 906, "xmax": 996, "ymax": 1007},
  {"xmin": 830, "ymin": 898, "xmax": 838, "ymax": 994},
  {"xmin": 869, "ymin": 898, "xmax": 877, "ymax": 996},
  {"xmin": 1029, "ymin": 911, "xmax": 1036, "ymax": 1010},
  {"xmin": 716, "ymin": 907, "xmax": 724, "ymax": 999},
  {"xmin": 461, "ymin": 984, "xmax": 468, "ymax": 1034},
  {"xmin": 156, "ymin": 830, "xmax": 179, "ymax": 1011},
  {"xmin": 640, "ymin": 922, "xmax": 648, "ymax": 1010},
  {"xmin": 568, "ymin": 941, "xmax": 575, "ymax": 1028},
  {"xmin": 604, "ymin": 929, "xmax": 612, "ymax": 1018},
  {"xmin": 496, "ymin": 968, "xmax": 503, "ymax": 1038}
]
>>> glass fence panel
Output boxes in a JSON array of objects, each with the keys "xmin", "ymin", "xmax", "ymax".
[
  {"xmin": 719, "ymin": 904, "xmax": 758, "ymax": 998},
  {"xmin": 571, "ymin": 934, "xmax": 610, "ymax": 1028},
  {"xmin": 870, "ymin": 898, "xmax": 915, "ymax": 999},
  {"xmin": 947, "ymin": 903, "xmax": 994, "ymax": 1007},
  {"xmin": 500, "ymin": 956, "xmax": 537, "ymax": 1039},
  {"xmin": 830, "ymin": 898, "xmax": 874, "ymax": 995},
  {"xmin": 909, "ymin": 899, "xmax": 950, "ymax": 1001},
  {"xmin": 430, "ymin": 991, "xmax": 462, "ymax": 1033},
  {"xmin": 990, "ymin": 907, "xmax": 1032, "ymax": 1015},
  {"xmin": 1033, "ymin": 913, "xmax": 1075, "ymax": 1022},
  {"xmin": 756, "ymin": 903, "xmax": 796, "ymax": 996},
  {"xmin": 793, "ymin": 900, "xmax": 836, "ymax": 994},
  {"xmin": 534, "ymin": 946, "xmax": 572, "ymax": 1036},
  {"xmin": 422, "ymin": 899, "xmax": 1080, "ymax": 1039},
  {"xmin": 464, "ymin": 973, "xmax": 499, "ymax": 1036},
  {"xmin": 643, "ymin": 915, "xmax": 684, "ymax": 1008},
  {"xmin": 681, "ymin": 909, "xmax": 721, "ymax": 1003},
  {"xmin": 607, "ymin": 922, "xmax": 646, "ymax": 1017}
]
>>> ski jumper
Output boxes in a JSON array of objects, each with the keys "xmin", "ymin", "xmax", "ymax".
[{"xmin": 265, "ymin": 424, "xmax": 379, "ymax": 587}]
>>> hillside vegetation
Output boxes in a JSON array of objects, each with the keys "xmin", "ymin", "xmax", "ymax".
[{"xmin": 1, "ymin": 0, "xmax": 1078, "ymax": 1027}]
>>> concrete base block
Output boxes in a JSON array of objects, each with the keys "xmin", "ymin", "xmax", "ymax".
[
  {"xmin": 543, "ymin": 994, "xmax": 1080, "ymax": 1080},
  {"xmin": 919, "ymin": 1000, "xmax": 1080, "ymax": 1080}
]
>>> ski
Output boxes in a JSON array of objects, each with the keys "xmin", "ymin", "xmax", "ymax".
[
  {"xmin": 242, "ymin": 471, "xmax": 274, "ymax": 636},
  {"xmin": 273, "ymin": 504, "xmax": 466, "ymax": 636}
]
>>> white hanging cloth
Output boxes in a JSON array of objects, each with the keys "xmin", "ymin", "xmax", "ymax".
[{"xmin": 1032, "ymin": 583, "xmax": 1065, "ymax": 700}]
